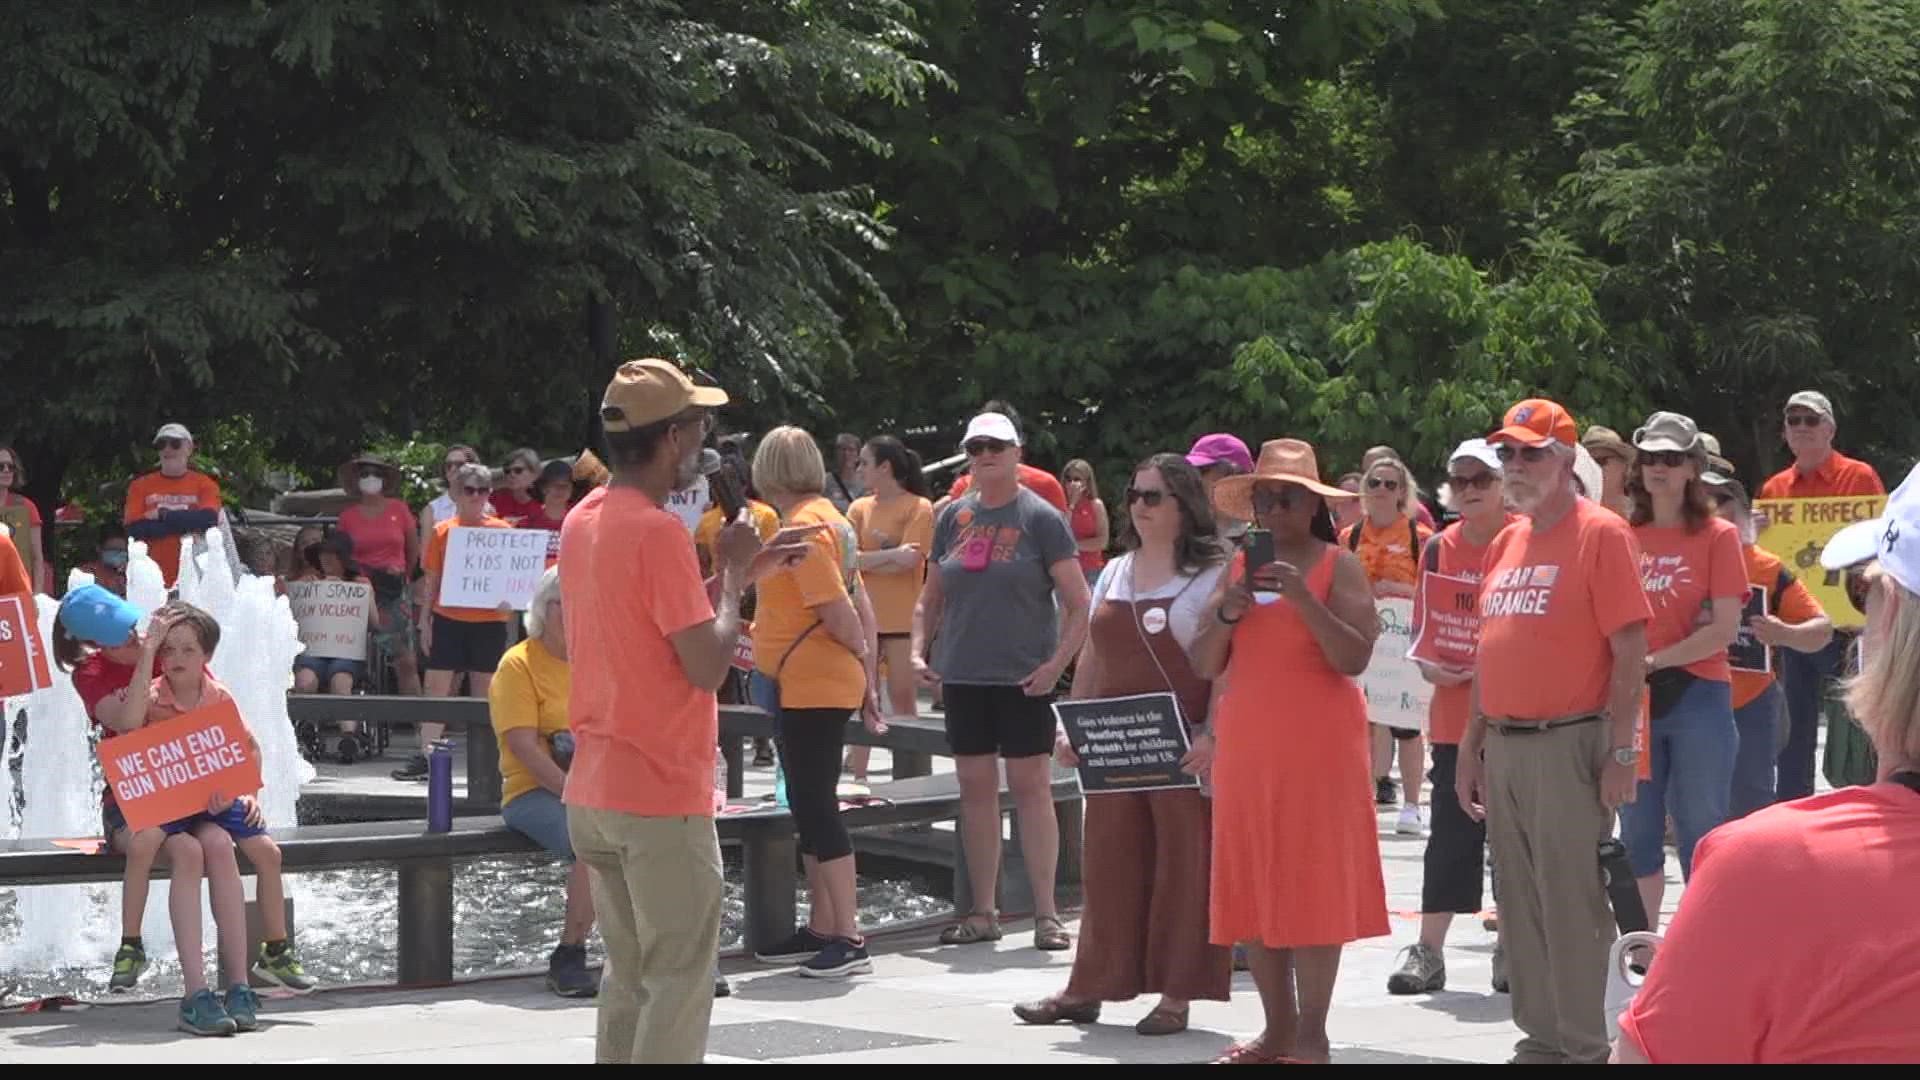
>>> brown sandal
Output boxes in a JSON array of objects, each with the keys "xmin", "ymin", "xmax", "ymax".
[
  {"xmin": 1013, "ymin": 995, "xmax": 1101, "ymax": 1026},
  {"xmin": 1135, "ymin": 1005, "xmax": 1189, "ymax": 1036},
  {"xmin": 1033, "ymin": 915, "xmax": 1072, "ymax": 952},
  {"xmin": 939, "ymin": 912, "xmax": 1003, "ymax": 946}
]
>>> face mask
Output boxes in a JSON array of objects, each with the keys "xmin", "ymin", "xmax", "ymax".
[
  {"xmin": 358, "ymin": 475, "xmax": 386, "ymax": 495},
  {"xmin": 103, "ymin": 550, "xmax": 129, "ymax": 568}
]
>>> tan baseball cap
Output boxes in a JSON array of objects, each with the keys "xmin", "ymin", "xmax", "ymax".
[
  {"xmin": 600, "ymin": 359, "xmax": 727, "ymax": 432},
  {"xmin": 1785, "ymin": 390, "xmax": 1834, "ymax": 420}
]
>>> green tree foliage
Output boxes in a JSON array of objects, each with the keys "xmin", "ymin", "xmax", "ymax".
[
  {"xmin": 1561, "ymin": 0, "xmax": 1920, "ymax": 474},
  {"xmin": 0, "ymin": 0, "xmax": 937, "ymax": 512}
]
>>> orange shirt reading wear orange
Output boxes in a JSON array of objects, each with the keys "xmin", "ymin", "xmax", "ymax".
[
  {"xmin": 425, "ymin": 517, "xmax": 513, "ymax": 623},
  {"xmin": 559, "ymin": 486, "xmax": 718, "ymax": 819},
  {"xmin": 1413, "ymin": 519, "xmax": 1508, "ymax": 745},
  {"xmin": 1617, "ymin": 784, "xmax": 1920, "ymax": 1063},
  {"xmin": 1634, "ymin": 516, "xmax": 1747, "ymax": 683},
  {"xmin": 949, "ymin": 464, "xmax": 1069, "ymax": 514},
  {"xmin": 847, "ymin": 492, "xmax": 934, "ymax": 635},
  {"xmin": 123, "ymin": 469, "xmax": 222, "ymax": 586},
  {"xmin": 1475, "ymin": 499, "xmax": 1650, "ymax": 721},
  {"xmin": 1758, "ymin": 450, "xmax": 1884, "ymax": 500},
  {"xmin": 753, "ymin": 496, "xmax": 866, "ymax": 710},
  {"xmin": 0, "ymin": 531, "xmax": 34, "ymax": 622},
  {"xmin": 1347, "ymin": 515, "xmax": 1433, "ymax": 592},
  {"xmin": 1731, "ymin": 545, "xmax": 1826, "ymax": 709}
]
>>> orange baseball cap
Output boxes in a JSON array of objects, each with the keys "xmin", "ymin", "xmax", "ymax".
[{"xmin": 1489, "ymin": 398, "xmax": 1578, "ymax": 449}]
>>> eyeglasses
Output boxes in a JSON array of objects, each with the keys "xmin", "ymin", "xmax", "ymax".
[
  {"xmin": 1785, "ymin": 413, "xmax": 1825, "ymax": 428},
  {"xmin": 1846, "ymin": 565, "xmax": 1874, "ymax": 616},
  {"xmin": 158, "ymin": 439, "xmax": 187, "ymax": 451},
  {"xmin": 461, "ymin": 486, "xmax": 492, "ymax": 497},
  {"xmin": 1366, "ymin": 477, "xmax": 1400, "ymax": 492},
  {"xmin": 506, "ymin": 465, "xmax": 530, "ymax": 475},
  {"xmin": 1125, "ymin": 487, "xmax": 1169, "ymax": 508},
  {"xmin": 1639, "ymin": 449, "xmax": 1690, "ymax": 469},
  {"xmin": 1447, "ymin": 472, "xmax": 1499, "ymax": 491},
  {"xmin": 1252, "ymin": 486, "xmax": 1300, "ymax": 514},
  {"xmin": 964, "ymin": 438, "xmax": 1012, "ymax": 457},
  {"xmin": 357, "ymin": 467, "xmax": 383, "ymax": 478},
  {"xmin": 1494, "ymin": 445, "xmax": 1556, "ymax": 465}
]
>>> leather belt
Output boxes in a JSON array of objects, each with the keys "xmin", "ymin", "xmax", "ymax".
[{"xmin": 1488, "ymin": 714, "xmax": 1603, "ymax": 736}]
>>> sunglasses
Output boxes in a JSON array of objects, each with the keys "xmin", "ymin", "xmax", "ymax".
[
  {"xmin": 1252, "ymin": 486, "xmax": 1300, "ymax": 513},
  {"xmin": 964, "ymin": 438, "xmax": 1012, "ymax": 457},
  {"xmin": 0, "ymin": 461, "xmax": 15, "ymax": 472},
  {"xmin": 1785, "ymin": 413, "xmax": 1825, "ymax": 428},
  {"xmin": 1494, "ymin": 444, "xmax": 1556, "ymax": 465},
  {"xmin": 1448, "ymin": 472, "xmax": 1499, "ymax": 491},
  {"xmin": 158, "ymin": 438, "xmax": 187, "ymax": 451},
  {"xmin": 1366, "ymin": 477, "xmax": 1400, "ymax": 491},
  {"xmin": 461, "ymin": 486, "xmax": 492, "ymax": 497},
  {"xmin": 1639, "ymin": 450, "xmax": 1690, "ymax": 469},
  {"xmin": 1846, "ymin": 566, "xmax": 1874, "ymax": 616},
  {"xmin": 357, "ymin": 466, "xmax": 384, "ymax": 478},
  {"xmin": 1126, "ymin": 487, "xmax": 1169, "ymax": 508}
]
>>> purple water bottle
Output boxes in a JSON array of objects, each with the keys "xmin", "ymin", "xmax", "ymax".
[{"xmin": 427, "ymin": 740, "xmax": 454, "ymax": 833}]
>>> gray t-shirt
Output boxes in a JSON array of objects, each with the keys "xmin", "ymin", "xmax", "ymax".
[{"xmin": 930, "ymin": 487, "xmax": 1077, "ymax": 685}]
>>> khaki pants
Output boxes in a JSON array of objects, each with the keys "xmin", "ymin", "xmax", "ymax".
[
  {"xmin": 567, "ymin": 806, "xmax": 725, "ymax": 1064},
  {"xmin": 1485, "ymin": 720, "xmax": 1616, "ymax": 1065}
]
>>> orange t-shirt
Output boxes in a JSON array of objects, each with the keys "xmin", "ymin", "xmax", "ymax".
[
  {"xmin": 1635, "ymin": 517, "xmax": 1748, "ymax": 683},
  {"xmin": 1758, "ymin": 450, "xmax": 1885, "ymax": 500},
  {"xmin": 1618, "ymin": 783, "xmax": 1920, "ymax": 1063},
  {"xmin": 753, "ymin": 497, "xmax": 866, "ymax": 710},
  {"xmin": 1413, "ymin": 519, "xmax": 1508, "ymax": 745},
  {"xmin": 123, "ymin": 470, "xmax": 223, "ymax": 586},
  {"xmin": 1475, "ymin": 499, "xmax": 1651, "ymax": 721},
  {"xmin": 425, "ymin": 517, "xmax": 514, "ymax": 623},
  {"xmin": 949, "ymin": 464, "xmax": 1069, "ymax": 514},
  {"xmin": 559, "ymin": 486, "xmax": 718, "ymax": 818},
  {"xmin": 0, "ymin": 531, "xmax": 34, "ymax": 623},
  {"xmin": 1731, "ymin": 545, "xmax": 1827, "ymax": 709},
  {"xmin": 847, "ymin": 492, "xmax": 934, "ymax": 635},
  {"xmin": 1346, "ymin": 515, "xmax": 1433, "ymax": 593}
]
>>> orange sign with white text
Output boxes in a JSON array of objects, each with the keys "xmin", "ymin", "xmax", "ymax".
[
  {"xmin": 0, "ymin": 594, "xmax": 52, "ymax": 699},
  {"xmin": 101, "ymin": 698, "xmax": 263, "ymax": 832}
]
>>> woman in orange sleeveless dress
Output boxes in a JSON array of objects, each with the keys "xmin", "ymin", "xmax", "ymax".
[{"xmin": 1191, "ymin": 438, "xmax": 1390, "ymax": 1065}]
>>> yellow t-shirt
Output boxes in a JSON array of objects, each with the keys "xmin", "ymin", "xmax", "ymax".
[
  {"xmin": 752, "ymin": 497, "xmax": 865, "ymax": 709},
  {"xmin": 489, "ymin": 637, "xmax": 572, "ymax": 807},
  {"xmin": 695, "ymin": 500, "xmax": 780, "ymax": 560},
  {"xmin": 847, "ymin": 493, "xmax": 934, "ymax": 635}
]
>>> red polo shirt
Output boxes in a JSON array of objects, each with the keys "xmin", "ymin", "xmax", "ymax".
[{"xmin": 1759, "ymin": 451, "xmax": 1884, "ymax": 500}]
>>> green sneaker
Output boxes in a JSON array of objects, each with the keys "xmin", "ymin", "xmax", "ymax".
[
  {"xmin": 224, "ymin": 984, "xmax": 261, "ymax": 1032},
  {"xmin": 252, "ymin": 942, "xmax": 317, "ymax": 993},
  {"xmin": 109, "ymin": 943, "xmax": 148, "ymax": 992},
  {"xmin": 178, "ymin": 988, "xmax": 237, "ymax": 1037}
]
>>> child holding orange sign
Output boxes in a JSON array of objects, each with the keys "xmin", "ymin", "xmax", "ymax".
[{"xmin": 55, "ymin": 591, "xmax": 311, "ymax": 1037}]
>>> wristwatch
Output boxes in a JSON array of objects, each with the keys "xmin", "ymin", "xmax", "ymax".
[{"xmin": 1612, "ymin": 746, "xmax": 1641, "ymax": 767}]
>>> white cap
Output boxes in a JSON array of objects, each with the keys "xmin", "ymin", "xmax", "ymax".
[
  {"xmin": 1821, "ymin": 461, "xmax": 1920, "ymax": 595},
  {"xmin": 960, "ymin": 412, "xmax": 1021, "ymax": 449},
  {"xmin": 153, "ymin": 422, "xmax": 193, "ymax": 445},
  {"xmin": 1448, "ymin": 438, "xmax": 1502, "ymax": 474}
]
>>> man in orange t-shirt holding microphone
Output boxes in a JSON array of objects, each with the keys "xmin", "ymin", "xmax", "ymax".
[
  {"xmin": 557, "ymin": 359, "xmax": 811, "ymax": 1064},
  {"xmin": 124, "ymin": 423, "xmax": 223, "ymax": 588},
  {"xmin": 1456, "ymin": 399, "xmax": 1652, "ymax": 1065}
]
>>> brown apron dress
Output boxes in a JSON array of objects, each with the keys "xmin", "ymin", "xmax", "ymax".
[{"xmin": 1064, "ymin": 562, "xmax": 1233, "ymax": 1003}]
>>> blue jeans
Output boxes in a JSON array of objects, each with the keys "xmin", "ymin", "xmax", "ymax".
[
  {"xmin": 502, "ymin": 788, "xmax": 574, "ymax": 861},
  {"xmin": 1776, "ymin": 636, "xmax": 1848, "ymax": 801},
  {"xmin": 1729, "ymin": 682, "xmax": 1785, "ymax": 822},
  {"xmin": 1621, "ymin": 676, "xmax": 1735, "ymax": 880}
]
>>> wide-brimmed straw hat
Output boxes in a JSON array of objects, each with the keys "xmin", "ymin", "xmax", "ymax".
[
  {"xmin": 1211, "ymin": 438, "xmax": 1356, "ymax": 522},
  {"xmin": 339, "ymin": 453, "xmax": 403, "ymax": 497}
]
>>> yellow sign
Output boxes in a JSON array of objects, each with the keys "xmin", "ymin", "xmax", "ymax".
[
  {"xmin": 0, "ymin": 505, "xmax": 33, "ymax": 589},
  {"xmin": 1754, "ymin": 495, "xmax": 1887, "ymax": 629}
]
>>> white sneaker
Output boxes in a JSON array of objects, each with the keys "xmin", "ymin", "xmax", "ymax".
[{"xmin": 1396, "ymin": 805, "xmax": 1424, "ymax": 835}]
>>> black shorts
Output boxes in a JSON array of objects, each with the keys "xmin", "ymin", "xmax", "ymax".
[
  {"xmin": 1387, "ymin": 726, "xmax": 1421, "ymax": 741},
  {"xmin": 429, "ymin": 614, "xmax": 508, "ymax": 673},
  {"xmin": 877, "ymin": 632, "xmax": 911, "ymax": 642},
  {"xmin": 942, "ymin": 683, "xmax": 1056, "ymax": 759}
]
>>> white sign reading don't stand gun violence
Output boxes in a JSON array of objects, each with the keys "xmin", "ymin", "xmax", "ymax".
[
  {"xmin": 287, "ymin": 579, "xmax": 373, "ymax": 661},
  {"xmin": 440, "ymin": 527, "xmax": 550, "ymax": 611}
]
